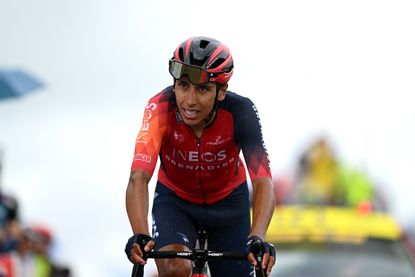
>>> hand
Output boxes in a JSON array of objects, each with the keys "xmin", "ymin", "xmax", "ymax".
[
  {"xmin": 246, "ymin": 236, "xmax": 276, "ymax": 276},
  {"xmin": 125, "ymin": 234, "xmax": 155, "ymax": 265}
]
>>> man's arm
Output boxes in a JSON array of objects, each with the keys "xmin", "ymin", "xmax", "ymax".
[
  {"xmin": 248, "ymin": 176, "xmax": 276, "ymax": 275},
  {"xmin": 248, "ymin": 176, "xmax": 275, "ymax": 239},
  {"xmin": 126, "ymin": 168, "xmax": 152, "ymax": 234},
  {"xmin": 126, "ymin": 168, "xmax": 155, "ymax": 264}
]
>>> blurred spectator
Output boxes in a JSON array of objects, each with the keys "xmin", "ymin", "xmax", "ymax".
[
  {"xmin": 0, "ymin": 224, "xmax": 71, "ymax": 277},
  {"xmin": 276, "ymin": 136, "xmax": 380, "ymax": 210},
  {"xmin": 296, "ymin": 136, "xmax": 340, "ymax": 205},
  {"xmin": 0, "ymin": 153, "xmax": 70, "ymax": 276},
  {"xmin": 0, "ymin": 156, "xmax": 21, "ymax": 254},
  {"xmin": 25, "ymin": 225, "xmax": 71, "ymax": 277},
  {"xmin": 0, "ymin": 193, "xmax": 20, "ymax": 254},
  {"xmin": 335, "ymin": 164, "xmax": 374, "ymax": 208},
  {"xmin": 0, "ymin": 224, "xmax": 30, "ymax": 277}
]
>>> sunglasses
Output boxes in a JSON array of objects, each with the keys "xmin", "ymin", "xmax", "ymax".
[{"xmin": 169, "ymin": 59, "xmax": 215, "ymax": 85}]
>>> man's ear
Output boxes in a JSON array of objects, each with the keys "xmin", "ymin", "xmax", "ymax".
[{"xmin": 217, "ymin": 84, "xmax": 228, "ymax": 101}]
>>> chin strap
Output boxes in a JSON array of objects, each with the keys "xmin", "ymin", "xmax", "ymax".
[{"xmin": 203, "ymin": 86, "xmax": 221, "ymax": 126}]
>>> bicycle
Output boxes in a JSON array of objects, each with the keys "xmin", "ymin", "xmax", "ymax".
[{"xmin": 131, "ymin": 226, "xmax": 268, "ymax": 277}]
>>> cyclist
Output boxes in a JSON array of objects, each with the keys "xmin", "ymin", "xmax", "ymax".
[{"xmin": 125, "ymin": 36, "xmax": 276, "ymax": 277}]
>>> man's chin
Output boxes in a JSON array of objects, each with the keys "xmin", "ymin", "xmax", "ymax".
[
  {"xmin": 182, "ymin": 118, "xmax": 203, "ymax": 128},
  {"xmin": 183, "ymin": 118, "xmax": 197, "ymax": 126}
]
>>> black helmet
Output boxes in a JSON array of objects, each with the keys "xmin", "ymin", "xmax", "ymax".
[{"xmin": 170, "ymin": 36, "xmax": 233, "ymax": 84}]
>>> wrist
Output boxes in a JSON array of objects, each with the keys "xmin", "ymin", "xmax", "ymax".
[{"xmin": 247, "ymin": 233, "xmax": 265, "ymax": 240}]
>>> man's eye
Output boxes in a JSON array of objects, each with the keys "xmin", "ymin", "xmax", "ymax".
[
  {"xmin": 198, "ymin": 86, "xmax": 209, "ymax": 92},
  {"xmin": 178, "ymin": 81, "xmax": 189, "ymax": 88}
]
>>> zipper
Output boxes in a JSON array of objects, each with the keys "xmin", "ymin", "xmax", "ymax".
[
  {"xmin": 196, "ymin": 137, "xmax": 207, "ymax": 204},
  {"xmin": 183, "ymin": 124, "xmax": 207, "ymax": 204}
]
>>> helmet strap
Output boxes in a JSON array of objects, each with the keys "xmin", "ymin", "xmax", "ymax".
[{"xmin": 204, "ymin": 84, "xmax": 222, "ymax": 126}]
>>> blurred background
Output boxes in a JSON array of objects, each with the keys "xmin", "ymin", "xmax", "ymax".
[{"xmin": 0, "ymin": 0, "xmax": 414, "ymax": 276}]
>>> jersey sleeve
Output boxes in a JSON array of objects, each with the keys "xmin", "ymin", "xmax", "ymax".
[
  {"xmin": 131, "ymin": 93, "xmax": 168, "ymax": 175},
  {"xmin": 236, "ymin": 97, "xmax": 272, "ymax": 181}
]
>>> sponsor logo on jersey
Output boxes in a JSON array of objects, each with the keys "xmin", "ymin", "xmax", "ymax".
[
  {"xmin": 134, "ymin": 153, "xmax": 152, "ymax": 163},
  {"xmin": 252, "ymin": 104, "xmax": 269, "ymax": 155},
  {"xmin": 172, "ymin": 149, "xmax": 227, "ymax": 162},
  {"xmin": 173, "ymin": 131, "xmax": 185, "ymax": 142},
  {"xmin": 206, "ymin": 136, "xmax": 232, "ymax": 146},
  {"xmin": 137, "ymin": 101, "xmax": 157, "ymax": 143},
  {"xmin": 164, "ymin": 149, "xmax": 236, "ymax": 171}
]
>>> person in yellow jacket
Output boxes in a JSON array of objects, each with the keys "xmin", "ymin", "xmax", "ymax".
[
  {"xmin": 296, "ymin": 136, "xmax": 375, "ymax": 209},
  {"xmin": 297, "ymin": 137, "xmax": 339, "ymax": 204}
]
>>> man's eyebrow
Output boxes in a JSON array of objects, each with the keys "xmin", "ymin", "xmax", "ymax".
[
  {"xmin": 177, "ymin": 79, "xmax": 190, "ymax": 84},
  {"xmin": 198, "ymin": 83, "xmax": 215, "ymax": 88}
]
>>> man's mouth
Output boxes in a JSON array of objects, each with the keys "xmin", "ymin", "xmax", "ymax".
[{"xmin": 183, "ymin": 108, "xmax": 198, "ymax": 119}]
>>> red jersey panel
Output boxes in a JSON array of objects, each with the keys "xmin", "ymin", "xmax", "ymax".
[{"xmin": 131, "ymin": 86, "xmax": 271, "ymax": 204}]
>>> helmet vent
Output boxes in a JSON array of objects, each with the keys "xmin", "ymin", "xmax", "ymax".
[
  {"xmin": 199, "ymin": 39, "xmax": 210, "ymax": 49},
  {"xmin": 178, "ymin": 48, "xmax": 184, "ymax": 61},
  {"xmin": 210, "ymin": 58, "xmax": 226, "ymax": 70},
  {"xmin": 189, "ymin": 53, "xmax": 208, "ymax": 67}
]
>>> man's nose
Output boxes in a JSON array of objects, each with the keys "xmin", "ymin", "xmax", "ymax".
[{"xmin": 184, "ymin": 88, "xmax": 198, "ymax": 105}]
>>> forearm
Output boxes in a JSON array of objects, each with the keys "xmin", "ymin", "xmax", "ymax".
[
  {"xmin": 249, "ymin": 177, "xmax": 275, "ymax": 239},
  {"xmin": 126, "ymin": 169, "xmax": 151, "ymax": 235}
]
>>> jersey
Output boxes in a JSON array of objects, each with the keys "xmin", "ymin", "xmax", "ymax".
[{"xmin": 131, "ymin": 86, "xmax": 271, "ymax": 204}]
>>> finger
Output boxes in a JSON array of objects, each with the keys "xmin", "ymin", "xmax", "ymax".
[
  {"xmin": 132, "ymin": 243, "xmax": 143, "ymax": 256},
  {"xmin": 144, "ymin": 240, "xmax": 155, "ymax": 252},
  {"xmin": 130, "ymin": 250, "xmax": 146, "ymax": 265},
  {"xmin": 266, "ymin": 255, "xmax": 276, "ymax": 275},
  {"xmin": 130, "ymin": 244, "xmax": 147, "ymax": 265},
  {"xmin": 247, "ymin": 253, "xmax": 257, "ymax": 267},
  {"xmin": 262, "ymin": 252, "xmax": 270, "ymax": 269}
]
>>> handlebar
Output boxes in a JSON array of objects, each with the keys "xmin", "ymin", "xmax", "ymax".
[
  {"xmin": 131, "ymin": 249, "xmax": 249, "ymax": 277},
  {"xmin": 147, "ymin": 249, "xmax": 247, "ymax": 260},
  {"xmin": 131, "ymin": 235, "xmax": 267, "ymax": 277}
]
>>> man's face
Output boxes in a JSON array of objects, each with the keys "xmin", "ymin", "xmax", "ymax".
[{"xmin": 174, "ymin": 77, "xmax": 226, "ymax": 131}]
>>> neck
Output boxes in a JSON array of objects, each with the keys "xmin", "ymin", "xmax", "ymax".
[{"xmin": 192, "ymin": 126, "xmax": 204, "ymax": 139}]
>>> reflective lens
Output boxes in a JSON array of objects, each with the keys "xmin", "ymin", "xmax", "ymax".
[{"xmin": 169, "ymin": 60, "xmax": 212, "ymax": 84}]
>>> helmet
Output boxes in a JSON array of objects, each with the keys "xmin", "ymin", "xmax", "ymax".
[
  {"xmin": 170, "ymin": 36, "xmax": 233, "ymax": 85},
  {"xmin": 25, "ymin": 224, "xmax": 53, "ymax": 243}
]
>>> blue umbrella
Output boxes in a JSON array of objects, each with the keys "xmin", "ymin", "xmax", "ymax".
[{"xmin": 0, "ymin": 68, "xmax": 43, "ymax": 101}]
